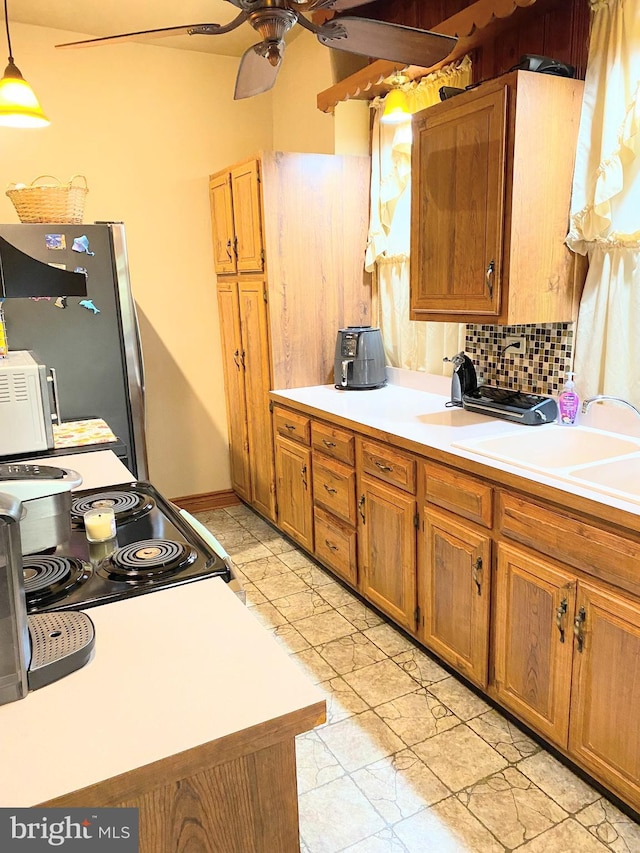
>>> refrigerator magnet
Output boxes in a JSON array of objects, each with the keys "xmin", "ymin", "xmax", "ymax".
[
  {"xmin": 45, "ymin": 234, "xmax": 66, "ymax": 250},
  {"xmin": 72, "ymin": 235, "xmax": 95, "ymax": 255},
  {"xmin": 54, "ymin": 296, "xmax": 68, "ymax": 309},
  {"xmin": 79, "ymin": 299, "xmax": 100, "ymax": 314}
]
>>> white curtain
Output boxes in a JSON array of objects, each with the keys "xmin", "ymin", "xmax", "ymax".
[
  {"xmin": 568, "ymin": 0, "xmax": 640, "ymax": 403},
  {"xmin": 366, "ymin": 58, "xmax": 472, "ymax": 373}
]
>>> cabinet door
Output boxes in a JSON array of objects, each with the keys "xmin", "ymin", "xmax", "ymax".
[
  {"xmin": 358, "ymin": 474, "xmax": 417, "ymax": 633},
  {"xmin": 216, "ymin": 282, "xmax": 250, "ymax": 502},
  {"xmin": 410, "ymin": 87, "xmax": 506, "ymax": 320},
  {"xmin": 569, "ymin": 582, "xmax": 640, "ymax": 809},
  {"xmin": 239, "ymin": 280, "xmax": 275, "ymax": 521},
  {"xmin": 209, "ymin": 173, "xmax": 237, "ymax": 274},
  {"xmin": 231, "ymin": 161, "xmax": 264, "ymax": 273},
  {"xmin": 421, "ymin": 508, "xmax": 491, "ymax": 688},
  {"xmin": 493, "ymin": 543, "xmax": 576, "ymax": 748},
  {"xmin": 275, "ymin": 436, "xmax": 313, "ymax": 552}
]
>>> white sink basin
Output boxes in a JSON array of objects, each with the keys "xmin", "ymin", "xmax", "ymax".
[
  {"xmin": 454, "ymin": 426, "xmax": 640, "ymax": 471},
  {"xmin": 567, "ymin": 456, "xmax": 640, "ymax": 500}
]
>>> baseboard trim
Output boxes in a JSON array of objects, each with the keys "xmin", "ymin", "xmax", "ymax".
[{"xmin": 170, "ymin": 490, "xmax": 242, "ymax": 513}]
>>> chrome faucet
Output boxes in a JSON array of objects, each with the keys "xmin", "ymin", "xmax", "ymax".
[{"xmin": 581, "ymin": 395, "xmax": 640, "ymax": 418}]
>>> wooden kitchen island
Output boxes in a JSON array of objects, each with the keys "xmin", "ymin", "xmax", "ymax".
[{"xmin": 0, "ymin": 578, "xmax": 325, "ymax": 852}]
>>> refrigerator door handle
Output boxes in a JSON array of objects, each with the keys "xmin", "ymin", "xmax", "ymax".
[{"xmin": 47, "ymin": 367, "xmax": 61, "ymax": 425}]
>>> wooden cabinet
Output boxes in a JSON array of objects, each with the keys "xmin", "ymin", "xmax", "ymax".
[
  {"xmin": 216, "ymin": 279, "xmax": 274, "ymax": 517},
  {"xmin": 570, "ymin": 582, "xmax": 640, "ymax": 809},
  {"xmin": 216, "ymin": 281, "xmax": 251, "ymax": 502},
  {"xmin": 357, "ymin": 438, "xmax": 418, "ymax": 632},
  {"xmin": 420, "ymin": 463, "xmax": 493, "ymax": 688},
  {"xmin": 209, "ymin": 161, "xmax": 263, "ymax": 275},
  {"xmin": 421, "ymin": 508, "xmax": 492, "ymax": 689},
  {"xmin": 210, "ymin": 152, "xmax": 371, "ymax": 522},
  {"xmin": 311, "ymin": 420, "xmax": 358, "ymax": 587},
  {"xmin": 493, "ymin": 542, "xmax": 576, "ymax": 748},
  {"xmin": 410, "ymin": 70, "xmax": 585, "ymax": 324},
  {"xmin": 267, "ymin": 396, "xmax": 640, "ymax": 813},
  {"xmin": 274, "ymin": 434, "xmax": 313, "ymax": 553}
]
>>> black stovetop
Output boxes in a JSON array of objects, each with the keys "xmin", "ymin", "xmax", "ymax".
[{"xmin": 23, "ymin": 481, "xmax": 230, "ymax": 613}]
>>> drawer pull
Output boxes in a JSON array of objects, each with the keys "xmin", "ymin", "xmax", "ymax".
[
  {"xmin": 323, "ymin": 484, "xmax": 338, "ymax": 495},
  {"xmin": 358, "ymin": 494, "xmax": 366, "ymax": 524},
  {"xmin": 472, "ymin": 557, "xmax": 483, "ymax": 595},
  {"xmin": 574, "ymin": 606, "xmax": 586, "ymax": 653},
  {"xmin": 285, "ymin": 423, "xmax": 297, "ymax": 432},
  {"xmin": 322, "ymin": 439, "xmax": 336, "ymax": 448},
  {"xmin": 325, "ymin": 539, "xmax": 339, "ymax": 552},
  {"xmin": 486, "ymin": 259, "xmax": 495, "ymax": 298},
  {"xmin": 375, "ymin": 461, "xmax": 393, "ymax": 472},
  {"xmin": 556, "ymin": 598, "xmax": 568, "ymax": 644},
  {"xmin": 233, "ymin": 349, "xmax": 241, "ymax": 369},
  {"xmin": 301, "ymin": 464, "xmax": 308, "ymax": 489}
]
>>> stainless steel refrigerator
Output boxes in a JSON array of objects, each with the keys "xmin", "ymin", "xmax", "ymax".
[{"xmin": 0, "ymin": 222, "xmax": 147, "ymax": 478}]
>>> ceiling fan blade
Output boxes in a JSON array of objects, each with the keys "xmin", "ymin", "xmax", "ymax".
[
  {"xmin": 320, "ymin": 0, "xmax": 377, "ymax": 9},
  {"xmin": 56, "ymin": 13, "xmax": 248, "ymax": 49},
  {"xmin": 234, "ymin": 42, "xmax": 283, "ymax": 100},
  {"xmin": 317, "ymin": 17, "xmax": 457, "ymax": 68}
]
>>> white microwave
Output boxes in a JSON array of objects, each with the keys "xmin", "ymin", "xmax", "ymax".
[{"xmin": 0, "ymin": 351, "xmax": 59, "ymax": 456}]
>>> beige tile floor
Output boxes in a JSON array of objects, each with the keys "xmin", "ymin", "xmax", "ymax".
[{"xmin": 196, "ymin": 504, "xmax": 640, "ymax": 853}]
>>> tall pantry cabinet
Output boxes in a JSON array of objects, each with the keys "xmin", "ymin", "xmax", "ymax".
[{"xmin": 209, "ymin": 151, "xmax": 371, "ymax": 522}]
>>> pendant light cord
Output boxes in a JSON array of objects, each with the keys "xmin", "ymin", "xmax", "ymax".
[{"xmin": 4, "ymin": 0, "xmax": 13, "ymax": 63}]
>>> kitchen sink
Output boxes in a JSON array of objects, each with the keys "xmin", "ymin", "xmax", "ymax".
[
  {"xmin": 566, "ymin": 456, "xmax": 640, "ymax": 499},
  {"xmin": 453, "ymin": 426, "xmax": 640, "ymax": 471}
]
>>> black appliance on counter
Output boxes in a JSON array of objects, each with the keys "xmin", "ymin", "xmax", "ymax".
[
  {"xmin": 334, "ymin": 326, "xmax": 386, "ymax": 390},
  {"xmin": 22, "ymin": 481, "xmax": 234, "ymax": 614},
  {"xmin": 462, "ymin": 387, "xmax": 558, "ymax": 425}
]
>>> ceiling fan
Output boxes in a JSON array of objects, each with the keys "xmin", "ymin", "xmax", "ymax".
[{"xmin": 56, "ymin": 0, "xmax": 457, "ymax": 100}]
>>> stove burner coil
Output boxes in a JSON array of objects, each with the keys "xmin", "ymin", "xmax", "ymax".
[
  {"xmin": 102, "ymin": 539, "xmax": 196, "ymax": 581},
  {"xmin": 72, "ymin": 491, "xmax": 155, "ymax": 526},
  {"xmin": 22, "ymin": 555, "xmax": 91, "ymax": 608}
]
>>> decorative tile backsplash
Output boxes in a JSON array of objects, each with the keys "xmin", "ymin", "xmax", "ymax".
[{"xmin": 465, "ymin": 323, "xmax": 574, "ymax": 395}]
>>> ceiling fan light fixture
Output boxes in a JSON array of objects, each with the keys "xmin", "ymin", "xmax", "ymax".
[
  {"xmin": 0, "ymin": 1, "xmax": 49, "ymax": 128},
  {"xmin": 380, "ymin": 87, "xmax": 410, "ymax": 125}
]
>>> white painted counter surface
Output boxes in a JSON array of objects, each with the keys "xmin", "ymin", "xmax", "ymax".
[
  {"xmin": 0, "ymin": 578, "xmax": 324, "ymax": 807},
  {"xmin": 271, "ymin": 373, "xmax": 640, "ymax": 518},
  {"xmin": 0, "ymin": 449, "xmax": 323, "ymax": 807}
]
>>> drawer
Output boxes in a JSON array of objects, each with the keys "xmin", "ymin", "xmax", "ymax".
[
  {"xmin": 424, "ymin": 462, "xmax": 493, "ymax": 528},
  {"xmin": 313, "ymin": 455, "xmax": 356, "ymax": 524},
  {"xmin": 314, "ymin": 506, "xmax": 357, "ymax": 587},
  {"xmin": 498, "ymin": 492, "xmax": 640, "ymax": 597},
  {"xmin": 311, "ymin": 421, "xmax": 355, "ymax": 466},
  {"xmin": 358, "ymin": 439, "xmax": 416, "ymax": 494},
  {"xmin": 273, "ymin": 406, "xmax": 310, "ymax": 445}
]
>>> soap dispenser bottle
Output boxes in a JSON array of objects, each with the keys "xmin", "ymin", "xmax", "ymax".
[{"xmin": 558, "ymin": 372, "xmax": 580, "ymax": 425}]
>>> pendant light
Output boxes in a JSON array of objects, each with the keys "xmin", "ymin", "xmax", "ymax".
[
  {"xmin": 0, "ymin": 0, "xmax": 49, "ymax": 127},
  {"xmin": 380, "ymin": 75, "xmax": 410, "ymax": 125}
]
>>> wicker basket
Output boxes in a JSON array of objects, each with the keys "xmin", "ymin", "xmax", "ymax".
[{"xmin": 6, "ymin": 175, "xmax": 88, "ymax": 224}]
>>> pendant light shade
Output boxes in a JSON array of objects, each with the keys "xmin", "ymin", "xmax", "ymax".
[
  {"xmin": 380, "ymin": 83, "xmax": 410, "ymax": 125},
  {"xmin": 0, "ymin": 1, "xmax": 49, "ymax": 128}
]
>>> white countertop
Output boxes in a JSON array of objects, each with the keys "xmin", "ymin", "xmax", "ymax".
[
  {"xmin": 271, "ymin": 374, "xmax": 640, "ymax": 518},
  {"xmin": 0, "ymin": 578, "xmax": 324, "ymax": 807}
]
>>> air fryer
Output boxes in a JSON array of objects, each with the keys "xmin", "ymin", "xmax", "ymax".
[{"xmin": 334, "ymin": 326, "xmax": 386, "ymax": 390}]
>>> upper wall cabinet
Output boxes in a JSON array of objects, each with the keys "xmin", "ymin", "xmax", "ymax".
[
  {"xmin": 410, "ymin": 70, "xmax": 586, "ymax": 325},
  {"xmin": 209, "ymin": 160, "xmax": 264, "ymax": 275}
]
